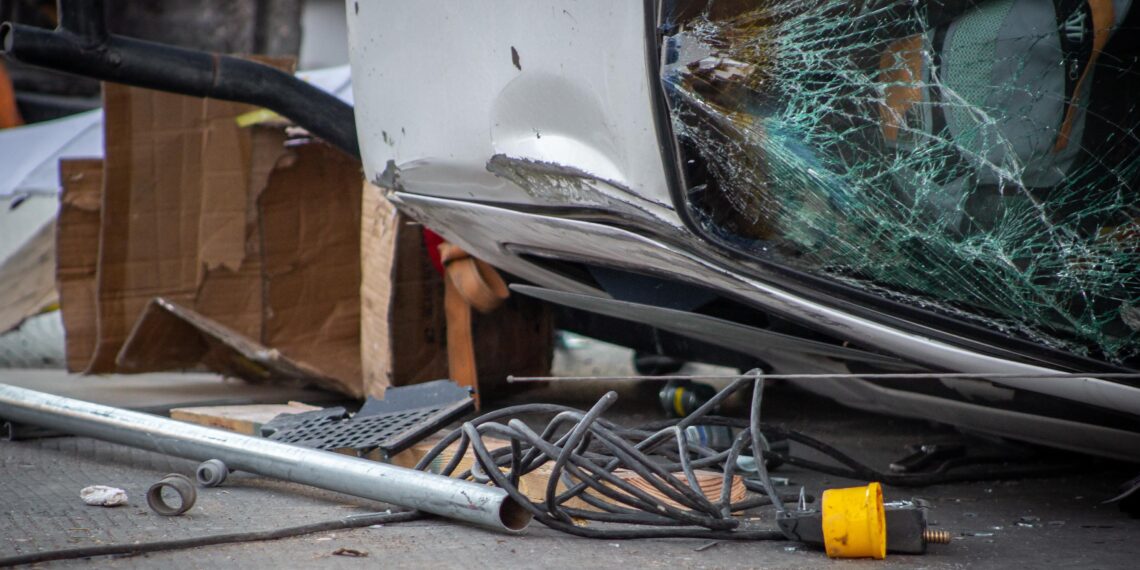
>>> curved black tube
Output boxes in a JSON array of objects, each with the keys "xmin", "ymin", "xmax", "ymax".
[{"xmin": 1, "ymin": 4, "xmax": 358, "ymax": 157}]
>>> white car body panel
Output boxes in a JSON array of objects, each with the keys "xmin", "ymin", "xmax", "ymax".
[{"xmin": 347, "ymin": 0, "xmax": 675, "ymax": 211}]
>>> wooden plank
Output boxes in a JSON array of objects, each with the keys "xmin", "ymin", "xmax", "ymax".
[
  {"xmin": 389, "ymin": 435, "xmax": 748, "ymax": 511},
  {"xmin": 170, "ymin": 402, "xmax": 321, "ymax": 435}
]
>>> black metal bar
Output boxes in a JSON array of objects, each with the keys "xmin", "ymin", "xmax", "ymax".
[{"xmin": 1, "ymin": 0, "xmax": 359, "ymax": 157}]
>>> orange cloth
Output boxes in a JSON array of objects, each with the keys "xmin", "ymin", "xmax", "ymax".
[
  {"xmin": 0, "ymin": 60, "xmax": 23, "ymax": 129},
  {"xmin": 439, "ymin": 242, "xmax": 509, "ymax": 409}
]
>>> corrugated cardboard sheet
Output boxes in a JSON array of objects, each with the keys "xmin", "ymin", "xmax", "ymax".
[
  {"xmin": 90, "ymin": 83, "xmax": 274, "ymax": 373},
  {"xmin": 261, "ymin": 146, "xmax": 363, "ymax": 385}
]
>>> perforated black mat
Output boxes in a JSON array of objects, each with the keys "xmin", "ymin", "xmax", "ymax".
[{"xmin": 265, "ymin": 380, "xmax": 473, "ymax": 457}]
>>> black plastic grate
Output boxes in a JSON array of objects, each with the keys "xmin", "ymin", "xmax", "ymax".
[{"xmin": 265, "ymin": 380, "xmax": 474, "ymax": 456}]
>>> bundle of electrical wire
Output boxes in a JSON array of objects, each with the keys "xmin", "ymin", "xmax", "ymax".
[
  {"xmin": 414, "ymin": 370, "xmax": 1085, "ymax": 540},
  {"xmin": 413, "ymin": 371, "xmax": 795, "ymax": 540}
]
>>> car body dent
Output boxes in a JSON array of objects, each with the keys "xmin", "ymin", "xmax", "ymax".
[{"xmin": 347, "ymin": 0, "xmax": 672, "ymax": 208}]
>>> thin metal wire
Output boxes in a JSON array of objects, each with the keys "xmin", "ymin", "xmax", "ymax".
[{"xmin": 507, "ymin": 371, "xmax": 1140, "ymax": 383}]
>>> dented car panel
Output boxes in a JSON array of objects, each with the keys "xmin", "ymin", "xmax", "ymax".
[{"xmin": 347, "ymin": 0, "xmax": 675, "ymax": 214}]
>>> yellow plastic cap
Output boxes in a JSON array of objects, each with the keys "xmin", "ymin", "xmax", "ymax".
[{"xmin": 820, "ymin": 482, "xmax": 887, "ymax": 559}]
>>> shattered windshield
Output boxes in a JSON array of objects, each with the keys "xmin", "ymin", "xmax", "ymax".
[{"xmin": 660, "ymin": 0, "xmax": 1140, "ymax": 365}]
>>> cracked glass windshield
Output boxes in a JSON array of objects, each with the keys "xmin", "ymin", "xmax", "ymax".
[{"xmin": 661, "ymin": 0, "xmax": 1140, "ymax": 365}]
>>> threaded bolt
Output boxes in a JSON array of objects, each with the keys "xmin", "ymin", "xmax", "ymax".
[{"xmin": 923, "ymin": 529, "xmax": 952, "ymax": 545}]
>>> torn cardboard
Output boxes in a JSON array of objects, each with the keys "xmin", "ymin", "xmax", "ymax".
[
  {"xmin": 0, "ymin": 219, "xmax": 57, "ymax": 335},
  {"xmin": 56, "ymin": 74, "xmax": 549, "ymax": 400},
  {"xmin": 116, "ymin": 297, "xmax": 345, "ymax": 393},
  {"xmin": 90, "ymin": 83, "xmax": 279, "ymax": 373},
  {"xmin": 59, "ymin": 77, "xmax": 365, "ymax": 395}
]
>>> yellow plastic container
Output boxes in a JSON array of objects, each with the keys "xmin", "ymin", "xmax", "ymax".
[{"xmin": 820, "ymin": 482, "xmax": 887, "ymax": 559}]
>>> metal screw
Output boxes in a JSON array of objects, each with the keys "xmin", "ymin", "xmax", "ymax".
[{"xmin": 923, "ymin": 529, "xmax": 952, "ymax": 544}]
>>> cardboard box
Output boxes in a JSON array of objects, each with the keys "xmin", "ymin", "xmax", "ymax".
[
  {"xmin": 55, "ymin": 80, "xmax": 551, "ymax": 400},
  {"xmin": 88, "ymin": 83, "xmax": 279, "ymax": 374}
]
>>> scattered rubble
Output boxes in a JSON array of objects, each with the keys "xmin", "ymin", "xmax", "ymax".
[{"xmin": 79, "ymin": 485, "xmax": 128, "ymax": 507}]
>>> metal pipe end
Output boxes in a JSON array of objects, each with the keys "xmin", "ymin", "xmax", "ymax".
[
  {"xmin": 1, "ymin": 22, "xmax": 15, "ymax": 54},
  {"xmin": 147, "ymin": 473, "xmax": 198, "ymax": 516},
  {"xmin": 499, "ymin": 497, "xmax": 533, "ymax": 533}
]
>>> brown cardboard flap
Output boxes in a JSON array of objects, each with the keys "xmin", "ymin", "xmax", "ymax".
[
  {"xmin": 359, "ymin": 181, "xmax": 401, "ymax": 396},
  {"xmin": 360, "ymin": 182, "xmax": 449, "ymax": 398},
  {"xmin": 90, "ymin": 84, "xmax": 288, "ymax": 373},
  {"xmin": 117, "ymin": 298, "xmax": 344, "ymax": 392},
  {"xmin": 0, "ymin": 220, "xmax": 57, "ymax": 335},
  {"xmin": 57, "ymin": 159, "xmax": 104, "ymax": 371},
  {"xmin": 198, "ymin": 114, "xmax": 253, "ymax": 272},
  {"xmin": 260, "ymin": 143, "xmax": 363, "ymax": 395}
]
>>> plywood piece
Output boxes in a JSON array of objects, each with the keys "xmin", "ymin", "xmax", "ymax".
[{"xmin": 171, "ymin": 402, "xmax": 321, "ymax": 435}]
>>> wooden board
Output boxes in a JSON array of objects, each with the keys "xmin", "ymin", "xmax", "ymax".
[
  {"xmin": 389, "ymin": 435, "xmax": 748, "ymax": 512},
  {"xmin": 170, "ymin": 402, "xmax": 322, "ymax": 435}
]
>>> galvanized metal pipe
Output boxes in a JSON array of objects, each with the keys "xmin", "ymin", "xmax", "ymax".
[{"xmin": 0, "ymin": 383, "xmax": 531, "ymax": 533}]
